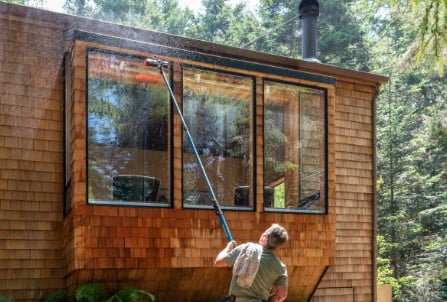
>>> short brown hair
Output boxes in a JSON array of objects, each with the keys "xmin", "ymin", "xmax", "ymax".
[{"xmin": 264, "ymin": 223, "xmax": 289, "ymax": 249}]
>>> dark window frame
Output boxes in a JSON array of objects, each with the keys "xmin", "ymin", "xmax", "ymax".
[
  {"xmin": 85, "ymin": 47, "xmax": 174, "ymax": 208},
  {"xmin": 63, "ymin": 51, "xmax": 72, "ymax": 216},
  {"xmin": 180, "ymin": 64, "xmax": 257, "ymax": 212},
  {"xmin": 262, "ymin": 79, "xmax": 328, "ymax": 215}
]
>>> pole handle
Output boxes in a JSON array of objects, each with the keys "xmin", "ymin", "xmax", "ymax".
[{"xmin": 144, "ymin": 58, "xmax": 170, "ymax": 68}]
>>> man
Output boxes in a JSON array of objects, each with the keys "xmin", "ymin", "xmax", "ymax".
[{"xmin": 214, "ymin": 224, "xmax": 289, "ymax": 302}]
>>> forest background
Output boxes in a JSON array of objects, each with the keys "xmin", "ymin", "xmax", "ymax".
[{"xmin": 4, "ymin": 0, "xmax": 447, "ymax": 301}]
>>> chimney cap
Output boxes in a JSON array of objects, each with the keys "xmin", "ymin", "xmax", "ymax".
[{"xmin": 299, "ymin": 0, "xmax": 319, "ymax": 18}]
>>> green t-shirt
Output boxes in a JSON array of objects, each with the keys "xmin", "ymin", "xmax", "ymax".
[{"xmin": 224, "ymin": 243, "xmax": 288, "ymax": 301}]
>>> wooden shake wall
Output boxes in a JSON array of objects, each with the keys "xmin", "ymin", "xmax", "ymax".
[
  {"xmin": 0, "ymin": 8, "xmax": 66, "ymax": 300},
  {"xmin": 0, "ymin": 3, "xmax": 386, "ymax": 302},
  {"xmin": 312, "ymin": 80, "xmax": 377, "ymax": 302}
]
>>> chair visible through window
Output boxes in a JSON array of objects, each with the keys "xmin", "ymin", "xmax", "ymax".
[{"xmin": 113, "ymin": 175, "xmax": 160, "ymax": 202}]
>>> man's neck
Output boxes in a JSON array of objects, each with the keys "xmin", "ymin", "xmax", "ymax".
[{"xmin": 261, "ymin": 245, "xmax": 277, "ymax": 254}]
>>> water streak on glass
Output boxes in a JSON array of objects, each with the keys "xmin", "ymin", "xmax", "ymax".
[
  {"xmin": 182, "ymin": 67, "xmax": 253, "ymax": 208},
  {"xmin": 87, "ymin": 51, "xmax": 170, "ymax": 205}
]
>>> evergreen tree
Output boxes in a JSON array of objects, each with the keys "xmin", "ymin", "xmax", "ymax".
[
  {"xmin": 63, "ymin": 0, "xmax": 195, "ymax": 36},
  {"xmin": 373, "ymin": 0, "xmax": 447, "ymax": 75},
  {"xmin": 362, "ymin": 1, "xmax": 447, "ymax": 299}
]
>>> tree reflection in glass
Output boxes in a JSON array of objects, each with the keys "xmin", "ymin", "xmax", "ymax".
[
  {"xmin": 264, "ymin": 81, "xmax": 326, "ymax": 212},
  {"xmin": 87, "ymin": 50, "xmax": 170, "ymax": 205},
  {"xmin": 182, "ymin": 67, "xmax": 254, "ymax": 208}
]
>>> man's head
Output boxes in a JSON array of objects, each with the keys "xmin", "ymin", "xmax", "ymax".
[{"xmin": 259, "ymin": 223, "xmax": 289, "ymax": 250}]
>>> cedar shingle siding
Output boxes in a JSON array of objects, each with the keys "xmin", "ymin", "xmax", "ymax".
[{"xmin": 0, "ymin": 9, "xmax": 65, "ymax": 300}]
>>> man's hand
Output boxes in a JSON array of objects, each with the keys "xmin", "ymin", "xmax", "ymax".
[
  {"xmin": 214, "ymin": 241, "xmax": 237, "ymax": 267},
  {"xmin": 225, "ymin": 240, "xmax": 237, "ymax": 251},
  {"xmin": 268, "ymin": 285, "xmax": 288, "ymax": 302}
]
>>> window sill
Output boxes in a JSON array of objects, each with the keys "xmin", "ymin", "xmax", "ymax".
[
  {"xmin": 264, "ymin": 207, "xmax": 327, "ymax": 215},
  {"xmin": 88, "ymin": 200, "xmax": 171, "ymax": 208},
  {"xmin": 183, "ymin": 204, "xmax": 255, "ymax": 211}
]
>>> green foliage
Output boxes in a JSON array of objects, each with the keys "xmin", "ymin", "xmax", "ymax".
[
  {"xmin": 418, "ymin": 205, "xmax": 447, "ymax": 234},
  {"xmin": 377, "ymin": 236, "xmax": 401, "ymax": 294},
  {"xmin": 43, "ymin": 290, "xmax": 71, "ymax": 302},
  {"xmin": 61, "ymin": 0, "xmax": 372, "ymax": 71},
  {"xmin": 273, "ymin": 183, "xmax": 285, "ymax": 208},
  {"xmin": 366, "ymin": 0, "xmax": 447, "ymax": 75},
  {"xmin": 0, "ymin": 296, "xmax": 14, "ymax": 302},
  {"xmin": 106, "ymin": 288, "xmax": 155, "ymax": 302},
  {"xmin": 375, "ymin": 84, "xmax": 447, "ymax": 300},
  {"xmin": 408, "ymin": 0, "xmax": 447, "ymax": 75},
  {"xmin": 75, "ymin": 284, "xmax": 108, "ymax": 302},
  {"xmin": 64, "ymin": 0, "xmax": 194, "ymax": 36},
  {"xmin": 318, "ymin": 0, "xmax": 371, "ymax": 70},
  {"xmin": 63, "ymin": 0, "xmax": 94, "ymax": 16},
  {"xmin": 44, "ymin": 285, "xmax": 156, "ymax": 302},
  {"xmin": 2, "ymin": 0, "xmax": 27, "ymax": 4},
  {"xmin": 2, "ymin": 0, "xmax": 46, "ymax": 7},
  {"xmin": 372, "ymin": 17, "xmax": 447, "ymax": 297}
]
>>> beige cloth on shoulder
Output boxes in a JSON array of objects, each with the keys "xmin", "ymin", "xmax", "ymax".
[{"xmin": 233, "ymin": 242, "xmax": 263, "ymax": 288}]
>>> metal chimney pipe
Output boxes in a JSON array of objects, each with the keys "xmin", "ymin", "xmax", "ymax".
[{"xmin": 299, "ymin": 0, "xmax": 320, "ymax": 62}]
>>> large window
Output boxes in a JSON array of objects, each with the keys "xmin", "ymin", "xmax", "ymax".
[
  {"xmin": 87, "ymin": 50, "xmax": 171, "ymax": 206},
  {"xmin": 264, "ymin": 81, "xmax": 326, "ymax": 213},
  {"xmin": 182, "ymin": 67, "xmax": 254, "ymax": 209},
  {"xmin": 83, "ymin": 48, "xmax": 328, "ymax": 213}
]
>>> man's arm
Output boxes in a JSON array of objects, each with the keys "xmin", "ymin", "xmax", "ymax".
[
  {"xmin": 214, "ymin": 241, "xmax": 236, "ymax": 267},
  {"xmin": 268, "ymin": 285, "xmax": 288, "ymax": 302}
]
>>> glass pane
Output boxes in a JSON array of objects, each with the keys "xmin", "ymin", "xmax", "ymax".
[
  {"xmin": 264, "ymin": 81, "xmax": 326, "ymax": 212},
  {"xmin": 87, "ymin": 50, "xmax": 170, "ymax": 205},
  {"xmin": 182, "ymin": 67, "xmax": 253, "ymax": 208}
]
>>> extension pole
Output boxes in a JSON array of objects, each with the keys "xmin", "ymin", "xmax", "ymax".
[{"xmin": 144, "ymin": 58, "xmax": 234, "ymax": 242}]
